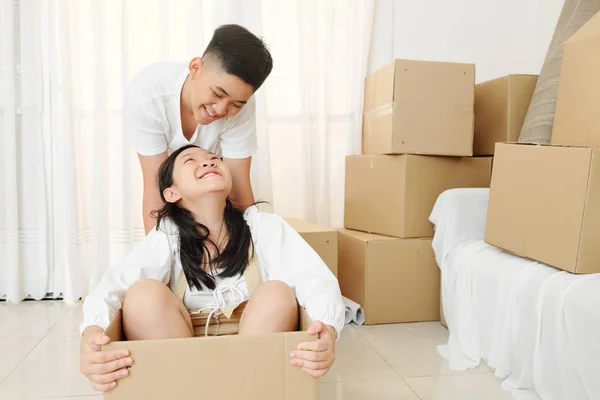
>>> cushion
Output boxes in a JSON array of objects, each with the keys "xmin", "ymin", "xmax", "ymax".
[{"xmin": 518, "ymin": 0, "xmax": 600, "ymax": 144}]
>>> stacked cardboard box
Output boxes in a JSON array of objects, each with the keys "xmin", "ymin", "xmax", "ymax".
[
  {"xmin": 340, "ymin": 59, "xmax": 494, "ymax": 325},
  {"xmin": 284, "ymin": 218, "xmax": 338, "ymax": 277},
  {"xmin": 474, "ymin": 74, "xmax": 538, "ymax": 155},
  {"xmin": 485, "ymin": 11, "xmax": 600, "ymax": 275}
]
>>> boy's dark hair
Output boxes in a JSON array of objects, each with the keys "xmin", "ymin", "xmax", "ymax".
[{"xmin": 203, "ymin": 24, "xmax": 273, "ymax": 92}]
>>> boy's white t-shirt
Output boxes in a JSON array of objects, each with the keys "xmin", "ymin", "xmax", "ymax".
[{"xmin": 123, "ymin": 61, "xmax": 258, "ymax": 159}]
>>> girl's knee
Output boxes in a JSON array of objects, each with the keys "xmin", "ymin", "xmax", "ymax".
[
  {"xmin": 122, "ymin": 279, "xmax": 193, "ymax": 340},
  {"xmin": 123, "ymin": 279, "xmax": 172, "ymax": 314},
  {"xmin": 240, "ymin": 281, "xmax": 299, "ymax": 334},
  {"xmin": 253, "ymin": 281, "xmax": 298, "ymax": 330},
  {"xmin": 257, "ymin": 280, "xmax": 297, "ymax": 310}
]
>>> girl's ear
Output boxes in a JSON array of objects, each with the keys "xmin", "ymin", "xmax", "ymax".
[{"xmin": 163, "ymin": 187, "xmax": 182, "ymax": 204}]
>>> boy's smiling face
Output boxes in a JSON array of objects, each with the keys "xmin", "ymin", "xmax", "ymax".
[{"xmin": 186, "ymin": 57, "xmax": 254, "ymax": 125}]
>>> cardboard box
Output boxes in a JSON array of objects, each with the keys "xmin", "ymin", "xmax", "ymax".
[
  {"xmin": 344, "ymin": 155, "xmax": 492, "ymax": 238},
  {"xmin": 474, "ymin": 75, "xmax": 538, "ymax": 155},
  {"xmin": 103, "ymin": 307, "xmax": 317, "ymax": 399},
  {"xmin": 285, "ymin": 218, "xmax": 338, "ymax": 277},
  {"xmin": 552, "ymin": 11, "xmax": 600, "ymax": 147},
  {"xmin": 338, "ymin": 229, "xmax": 440, "ymax": 324},
  {"xmin": 485, "ymin": 143, "xmax": 600, "ymax": 274},
  {"xmin": 363, "ymin": 59, "xmax": 475, "ymax": 156}
]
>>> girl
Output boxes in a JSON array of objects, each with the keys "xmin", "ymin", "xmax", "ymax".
[{"xmin": 78, "ymin": 144, "xmax": 344, "ymax": 393}]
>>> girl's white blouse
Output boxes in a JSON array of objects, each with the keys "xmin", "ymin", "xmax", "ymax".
[{"xmin": 79, "ymin": 206, "xmax": 346, "ymax": 337}]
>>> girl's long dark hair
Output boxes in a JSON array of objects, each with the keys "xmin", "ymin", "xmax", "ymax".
[{"xmin": 152, "ymin": 144, "xmax": 254, "ymax": 291}]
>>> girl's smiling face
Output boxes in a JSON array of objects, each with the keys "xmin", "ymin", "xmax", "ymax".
[{"xmin": 163, "ymin": 147, "xmax": 232, "ymax": 205}]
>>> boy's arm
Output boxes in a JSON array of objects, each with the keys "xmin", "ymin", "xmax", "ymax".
[
  {"xmin": 223, "ymin": 156, "xmax": 255, "ymax": 209},
  {"xmin": 138, "ymin": 152, "xmax": 168, "ymax": 234}
]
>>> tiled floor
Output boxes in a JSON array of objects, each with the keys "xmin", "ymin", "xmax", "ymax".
[{"xmin": 0, "ymin": 301, "xmax": 514, "ymax": 400}]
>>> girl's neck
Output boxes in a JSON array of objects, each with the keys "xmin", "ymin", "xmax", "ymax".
[{"xmin": 183, "ymin": 196, "xmax": 228, "ymax": 245}]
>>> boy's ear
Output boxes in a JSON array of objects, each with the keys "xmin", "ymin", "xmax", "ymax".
[
  {"xmin": 188, "ymin": 57, "xmax": 203, "ymax": 77},
  {"xmin": 163, "ymin": 187, "xmax": 182, "ymax": 204}
]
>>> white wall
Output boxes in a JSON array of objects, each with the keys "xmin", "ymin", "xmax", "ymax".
[{"xmin": 369, "ymin": 0, "xmax": 565, "ymax": 82}]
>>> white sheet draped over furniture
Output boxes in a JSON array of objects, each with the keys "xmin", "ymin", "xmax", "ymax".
[{"xmin": 430, "ymin": 188, "xmax": 600, "ymax": 400}]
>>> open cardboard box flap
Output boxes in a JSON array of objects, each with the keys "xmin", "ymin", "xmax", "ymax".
[{"xmin": 102, "ymin": 307, "xmax": 318, "ymax": 400}]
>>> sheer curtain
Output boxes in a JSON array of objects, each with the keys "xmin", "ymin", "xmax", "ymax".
[{"xmin": 0, "ymin": 0, "xmax": 374, "ymax": 303}]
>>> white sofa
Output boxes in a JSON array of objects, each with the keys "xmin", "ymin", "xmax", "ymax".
[{"xmin": 429, "ymin": 188, "xmax": 600, "ymax": 400}]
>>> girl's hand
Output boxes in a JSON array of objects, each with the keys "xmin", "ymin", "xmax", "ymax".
[
  {"xmin": 79, "ymin": 328, "xmax": 133, "ymax": 392},
  {"xmin": 290, "ymin": 321, "xmax": 336, "ymax": 378}
]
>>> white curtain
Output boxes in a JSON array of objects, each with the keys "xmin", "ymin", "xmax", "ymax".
[{"xmin": 0, "ymin": 0, "xmax": 374, "ymax": 303}]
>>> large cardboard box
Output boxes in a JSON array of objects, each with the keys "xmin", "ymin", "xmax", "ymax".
[
  {"xmin": 285, "ymin": 218, "xmax": 338, "ymax": 277},
  {"xmin": 103, "ymin": 307, "xmax": 317, "ymax": 399},
  {"xmin": 363, "ymin": 59, "xmax": 475, "ymax": 156},
  {"xmin": 552, "ymin": 11, "xmax": 600, "ymax": 147},
  {"xmin": 485, "ymin": 143, "xmax": 600, "ymax": 274},
  {"xmin": 474, "ymin": 74, "xmax": 538, "ymax": 155},
  {"xmin": 338, "ymin": 229, "xmax": 440, "ymax": 324},
  {"xmin": 344, "ymin": 155, "xmax": 492, "ymax": 238}
]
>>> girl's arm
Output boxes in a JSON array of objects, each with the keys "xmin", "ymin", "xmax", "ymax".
[
  {"xmin": 248, "ymin": 209, "xmax": 345, "ymax": 338},
  {"xmin": 79, "ymin": 225, "xmax": 176, "ymax": 336}
]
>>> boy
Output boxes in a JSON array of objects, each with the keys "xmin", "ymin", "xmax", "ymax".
[{"xmin": 124, "ymin": 24, "xmax": 273, "ymax": 233}]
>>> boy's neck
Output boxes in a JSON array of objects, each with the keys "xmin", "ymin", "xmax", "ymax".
[
  {"xmin": 180, "ymin": 76, "xmax": 193, "ymax": 115},
  {"xmin": 179, "ymin": 77, "xmax": 197, "ymax": 140}
]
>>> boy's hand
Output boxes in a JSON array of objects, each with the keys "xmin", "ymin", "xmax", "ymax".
[
  {"xmin": 80, "ymin": 328, "xmax": 132, "ymax": 392},
  {"xmin": 290, "ymin": 321, "xmax": 336, "ymax": 378}
]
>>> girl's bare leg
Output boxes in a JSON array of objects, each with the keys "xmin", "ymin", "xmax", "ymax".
[
  {"xmin": 122, "ymin": 279, "xmax": 193, "ymax": 340},
  {"xmin": 238, "ymin": 280, "xmax": 298, "ymax": 335}
]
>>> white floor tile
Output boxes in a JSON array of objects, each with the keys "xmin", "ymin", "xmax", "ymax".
[
  {"xmin": 48, "ymin": 304, "xmax": 83, "ymax": 337},
  {"xmin": 320, "ymin": 379, "xmax": 420, "ymax": 400},
  {"xmin": 404, "ymin": 374, "xmax": 514, "ymax": 400},
  {"xmin": 0, "ymin": 338, "xmax": 40, "ymax": 383},
  {"xmin": 320, "ymin": 325, "xmax": 398, "ymax": 383},
  {"xmin": 360, "ymin": 323, "xmax": 491, "ymax": 378},
  {"xmin": 0, "ymin": 301, "xmax": 69, "ymax": 338},
  {"xmin": 0, "ymin": 336, "xmax": 97, "ymax": 399}
]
